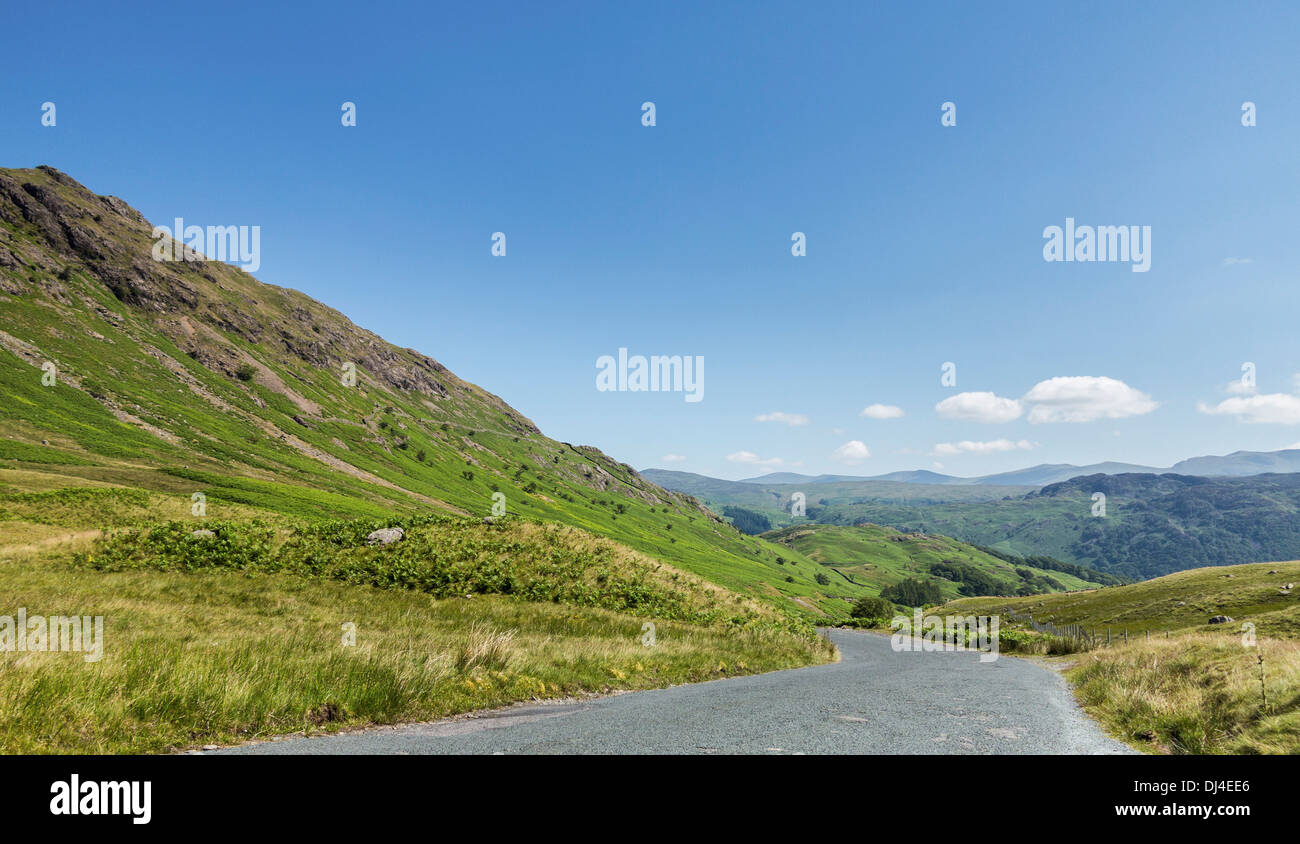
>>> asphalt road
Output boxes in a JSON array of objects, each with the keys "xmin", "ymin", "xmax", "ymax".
[{"xmin": 207, "ymin": 628, "xmax": 1132, "ymax": 755}]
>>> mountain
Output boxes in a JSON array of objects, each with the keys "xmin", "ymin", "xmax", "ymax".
[
  {"xmin": 740, "ymin": 470, "xmax": 965, "ymax": 485},
  {"xmin": 638, "ymin": 468, "xmax": 1031, "ymax": 513},
  {"xmin": 719, "ymin": 451, "xmax": 1300, "ymax": 489},
  {"xmin": 973, "ymin": 461, "xmax": 1161, "ymax": 486},
  {"xmin": 645, "ymin": 462, "xmax": 1300, "ymax": 580},
  {"xmin": 0, "ymin": 165, "xmax": 851, "ymax": 617},
  {"xmin": 1170, "ymin": 449, "xmax": 1300, "ymax": 477},
  {"xmin": 735, "ymin": 461, "xmax": 1164, "ymax": 487}
]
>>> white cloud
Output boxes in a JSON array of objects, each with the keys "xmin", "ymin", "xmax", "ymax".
[
  {"xmin": 1197, "ymin": 394, "xmax": 1300, "ymax": 424},
  {"xmin": 860, "ymin": 403, "xmax": 904, "ymax": 420},
  {"xmin": 931, "ymin": 439, "xmax": 1035, "ymax": 457},
  {"xmin": 1226, "ymin": 379, "xmax": 1257, "ymax": 396},
  {"xmin": 1022, "ymin": 376, "xmax": 1157, "ymax": 423},
  {"xmin": 726, "ymin": 450, "xmax": 785, "ymax": 467},
  {"xmin": 1223, "ymin": 257, "xmax": 1253, "ymax": 266},
  {"xmin": 754, "ymin": 411, "xmax": 809, "ymax": 426},
  {"xmin": 935, "ymin": 392, "xmax": 1023, "ymax": 423},
  {"xmin": 832, "ymin": 440, "xmax": 871, "ymax": 463},
  {"xmin": 660, "ymin": 454, "xmax": 686, "ymax": 463}
]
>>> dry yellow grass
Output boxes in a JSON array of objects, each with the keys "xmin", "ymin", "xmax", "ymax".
[{"xmin": 1068, "ymin": 633, "xmax": 1300, "ymax": 754}]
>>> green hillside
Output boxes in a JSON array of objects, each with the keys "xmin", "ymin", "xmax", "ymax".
[
  {"xmin": 940, "ymin": 559, "xmax": 1300, "ymax": 639},
  {"xmin": 0, "ymin": 165, "xmax": 852, "ymax": 751},
  {"xmin": 762, "ymin": 523, "xmax": 1111, "ymax": 602},
  {"xmin": 0, "ymin": 166, "xmax": 843, "ymax": 617}
]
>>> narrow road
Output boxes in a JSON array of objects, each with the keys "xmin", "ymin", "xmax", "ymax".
[{"xmin": 208, "ymin": 629, "xmax": 1132, "ymax": 755}]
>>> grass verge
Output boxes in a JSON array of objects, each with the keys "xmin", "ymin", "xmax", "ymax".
[
  {"xmin": 1066, "ymin": 634, "xmax": 1300, "ymax": 754},
  {"xmin": 0, "ymin": 534, "xmax": 833, "ymax": 753}
]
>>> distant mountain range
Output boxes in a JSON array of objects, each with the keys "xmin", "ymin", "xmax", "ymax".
[
  {"xmin": 641, "ymin": 458, "xmax": 1300, "ymax": 580},
  {"xmin": 729, "ymin": 449, "xmax": 1300, "ymax": 488}
]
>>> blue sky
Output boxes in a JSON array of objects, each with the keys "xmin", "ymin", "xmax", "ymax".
[{"xmin": 5, "ymin": 1, "xmax": 1300, "ymax": 480}]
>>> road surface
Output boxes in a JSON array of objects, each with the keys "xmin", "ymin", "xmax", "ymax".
[{"xmin": 206, "ymin": 628, "xmax": 1131, "ymax": 755}]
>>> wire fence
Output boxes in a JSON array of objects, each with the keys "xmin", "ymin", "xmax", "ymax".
[{"xmin": 1005, "ymin": 610, "xmax": 1168, "ymax": 649}]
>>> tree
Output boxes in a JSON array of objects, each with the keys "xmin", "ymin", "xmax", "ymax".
[{"xmin": 850, "ymin": 596, "xmax": 894, "ymax": 621}]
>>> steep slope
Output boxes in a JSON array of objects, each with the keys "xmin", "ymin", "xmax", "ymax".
[{"xmin": 0, "ymin": 165, "xmax": 831, "ymax": 614}]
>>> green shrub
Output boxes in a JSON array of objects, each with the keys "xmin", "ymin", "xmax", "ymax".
[{"xmin": 850, "ymin": 596, "xmax": 894, "ymax": 621}]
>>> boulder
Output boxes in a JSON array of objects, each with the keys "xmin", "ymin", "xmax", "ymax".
[
  {"xmin": 1208, "ymin": 615, "xmax": 1233, "ymax": 624},
  {"xmin": 190, "ymin": 529, "xmax": 215, "ymax": 539},
  {"xmin": 366, "ymin": 527, "xmax": 404, "ymax": 546}
]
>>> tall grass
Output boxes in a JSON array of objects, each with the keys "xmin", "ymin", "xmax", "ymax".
[
  {"xmin": 1068, "ymin": 634, "xmax": 1300, "ymax": 754},
  {"xmin": 0, "ymin": 561, "xmax": 832, "ymax": 753}
]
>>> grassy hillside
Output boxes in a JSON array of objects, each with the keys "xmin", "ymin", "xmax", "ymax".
[
  {"xmin": 763, "ymin": 523, "xmax": 1111, "ymax": 602},
  {"xmin": 1, "ymin": 523, "xmax": 832, "ymax": 753},
  {"xmin": 0, "ymin": 165, "xmax": 849, "ymax": 618},
  {"xmin": 939, "ymin": 559, "xmax": 1300, "ymax": 638},
  {"xmin": 935, "ymin": 561, "xmax": 1300, "ymax": 753}
]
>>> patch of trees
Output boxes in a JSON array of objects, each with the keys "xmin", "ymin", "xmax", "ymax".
[
  {"xmin": 928, "ymin": 560, "xmax": 1005, "ymax": 597},
  {"xmin": 723, "ymin": 506, "xmax": 771, "ymax": 535},
  {"xmin": 880, "ymin": 577, "xmax": 943, "ymax": 606},
  {"xmin": 972, "ymin": 544, "xmax": 1124, "ymax": 586}
]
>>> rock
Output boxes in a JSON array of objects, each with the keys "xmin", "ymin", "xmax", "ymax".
[
  {"xmin": 201, "ymin": 744, "xmax": 220, "ymax": 751},
  {"xmin": 1176, "ymin": 601, "xmax": 1186, "ymax": 606},
  {"xmin": 1269, "ymin": 569, "xmax": 1280, "ymax": 574},
  {"xmin": 482, "ymin": 516, "xmax": 495, "ymax": 524},
  {"xmin": 366, "ymin": 527, "xmax": 404, "ymax": 546},
  {"xmin": 1285, "ymin": 583, "xmax": 1294, "ymax": 590},
  {"xmin": 190, "ymin": 529, "xmax": 215, "ymax": 538},
  {"xmin": 1208, "ymin": 615, "xmax": 1233, "ymax": 624}
]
